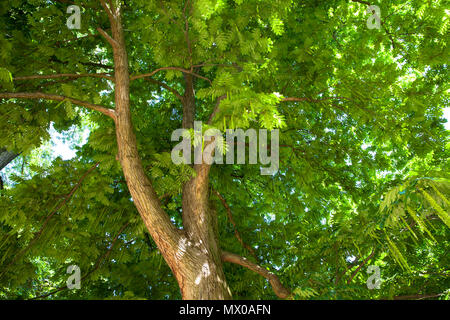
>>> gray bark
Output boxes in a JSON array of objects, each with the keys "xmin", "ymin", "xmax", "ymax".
[{"xmin": 0, "ymin": 149, "xmax": 18, "ymax": 171}]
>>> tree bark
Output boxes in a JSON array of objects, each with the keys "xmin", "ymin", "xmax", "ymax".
[
  {"xmin": 178, "ymin": 70, "xmax": 232, "ymax": 299},
  {"xmin": 0, "ymin": 148, "xmax": 19, "ymax": 190},
  {"xmin": 0, "ymin": 149, "xmax": 18, "ymax": 171},
  {"xmin": 104, "ymin": 2, "xmax": 231, "ymax": 300}
]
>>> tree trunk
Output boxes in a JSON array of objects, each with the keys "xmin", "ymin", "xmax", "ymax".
[
  {"xmin": 177, "ymin": 73, "xmax": 232, "ymax": 299},
  {"xmin": 105, "ymin": 4, "xmax": 231, "ymax": 300}
]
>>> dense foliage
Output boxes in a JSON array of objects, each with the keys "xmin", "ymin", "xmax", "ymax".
[{"xmin": 0, "ymin": 0, "xmax": 448, "ymax": 299}]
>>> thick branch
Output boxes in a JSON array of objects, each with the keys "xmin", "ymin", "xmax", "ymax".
[
  {"xmin": 97, "ymin": 27, "xmax": 118, "ymax": 48},
  {"xmin": 102, "ymin": 3, "xmax": 182, "ymax": 266},
  {"xmin": 222, "ymin": 251, "xmax": 292, "ymax": 299},
  {"xmin": 0, "ymin": 92, "xmax": 116, "ymax": 120},
  {"xmin": 0, "ymin": 149, "xmax": 19, "ymax": 171}
]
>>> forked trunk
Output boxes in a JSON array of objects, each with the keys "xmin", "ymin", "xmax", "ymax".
[
  {"xmin": 107, "ymin": 6, "xmax": 231, "ymax": 300},
  {"xmin": 177, "ymin": 168, "xmax": 232, "ymax": 299}
]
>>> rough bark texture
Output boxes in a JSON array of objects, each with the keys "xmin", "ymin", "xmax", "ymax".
[
  {"xmin": 179, "ymin": 73, "xmax": 232, "ymax": 299},
  {"xmin": 104, "ymin": 3, "xmax": 231, "ymax": 300},
  {"xmin": 0, "ymin": 149, "xmax": 18, "ymax": 171}
]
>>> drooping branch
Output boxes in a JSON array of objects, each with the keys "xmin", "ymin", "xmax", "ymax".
[
  {"xmin": 31, "ymin": 220, "xmax": 130, "ymax": 300},
  {"xmin": 0, "ymin": 92, "xmax": 116, "ymax": 120},
  {"xmin": 0, "ymin": 162, "xmax": 100, "ymax": 280},
  {"xmin": 213, "ymin": 189, "xmax": 258, "ymax": 260},
  {"xmin": 221, "ymin": 251, "xmax": 292, "ymax": 299},
  {"xmin": 14, "ymin": 73, "xmax": 114, "ymax": 81}
]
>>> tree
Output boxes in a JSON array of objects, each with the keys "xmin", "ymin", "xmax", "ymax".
[{"xmin": 0, "ymin": 0, "xmax": 448, "ymax": 300}]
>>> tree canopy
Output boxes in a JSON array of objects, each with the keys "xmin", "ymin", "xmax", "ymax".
[{"xmin": 0, "ymin": 0, "xmax": 449, "ymax": 300}]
